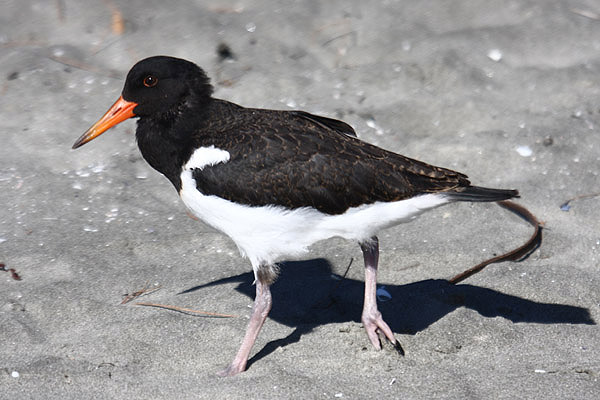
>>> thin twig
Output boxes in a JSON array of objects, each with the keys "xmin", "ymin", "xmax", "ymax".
[
  {"xmin": 571, "ymin": 8, "xmax": 600, "ymax": 21},
  {"xmin": 560, "ymin": 192, "xmax": 600, "ymax": 211},
  {"xmin": 0, "ymin": 40, "xmax": 47, "ymax": 49},
  {"xmin": 102, "ymin": 0, "xmax": 125, "ymax": 35},
  {"xmin": 313, "ymin": 257, "xmax": 354, "ymax": 309},
  {"xmin": 134, "ymin": 302, "xmax": 236, "ymax": 318},
  {"xmin": 448, "ymin": 200, "xmax": 543, "ymax": 284},
  {"xmin": 322, "ymin": 31, "xmax": 357, "ymax": 47},
  {"xmin": 47, "ymin": 55, "xmax": 121, "ymax": 79},
  {"xmin": 121, "ymin": 281, "xmax": 162, "ymax": 304},
  {"xmin": 55, "ymin": 0, "xmax": 65, "ymax": 22},
  {"xmin": 335, "ymin": 257, "xmax": 354, "ymax": 285}
]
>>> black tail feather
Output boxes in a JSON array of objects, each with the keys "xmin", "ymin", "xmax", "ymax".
[{"xmin": 446, "ymin": 186, "xmax": 519, "ymax": 202}]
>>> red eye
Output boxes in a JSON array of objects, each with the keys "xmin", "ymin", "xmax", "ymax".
[{"xmin": 143, "ymin": 75, "xmax": 158, "ymax": 87}]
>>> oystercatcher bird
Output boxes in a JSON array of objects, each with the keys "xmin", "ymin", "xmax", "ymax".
[{"xmin": 72, "ymin": 56, "xmax": 518, "ymax": 376}]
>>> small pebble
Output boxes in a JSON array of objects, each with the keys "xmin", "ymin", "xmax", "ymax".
[
  {"xmin": 560, "ymin": 202, "xmax": 571, "ymax": 212},
  {"xmin": 365, "ymin": 118, "xmax": 384, "ymax": 135},
  {"xmin": 11, "ymin": 371, "xmax": 19, "ymax": 378},
  {"xmin": 217, "ymin": 43, "xmax": 236, "ymax": 61},
  {"xmin": 516, "ymin": 145, "xmax": 532, "ymax": 157},
  {"xmin": 52, "ymin": 47, "xmax": 65, "ymax": 57},
  {"xmin": 487, "ymin": 49, "xmax": 503, "ymax": 62}
]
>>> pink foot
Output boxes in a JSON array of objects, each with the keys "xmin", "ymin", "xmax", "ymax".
[
  {"xmin": 361, "ymin": 307, "xmax": 404, "ymax": 355},
  {"xmin": 217, "ymin": 361, "xmax": 246, "ymax": 377}
]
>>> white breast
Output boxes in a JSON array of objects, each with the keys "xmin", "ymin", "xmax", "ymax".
[
  {"xmin": 179, "ymin": 146, "xmax": 450, "ymax": 271},
  {"xmin": 185, "ymin": 145, "xmax": 230, "ymax": 170}
]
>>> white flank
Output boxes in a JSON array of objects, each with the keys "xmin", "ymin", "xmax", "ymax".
[
  {"xmin": 179, "ymin": 151, "xmax": 450, "ymax": 273},
  {"xmin": 185, "ymin": 145, "xmax": 230, "ymax": 170}
]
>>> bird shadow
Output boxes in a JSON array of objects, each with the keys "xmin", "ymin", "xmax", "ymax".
[{"xmin": 180, "ymin": 258, "xmax": 594, "ymax": 369}]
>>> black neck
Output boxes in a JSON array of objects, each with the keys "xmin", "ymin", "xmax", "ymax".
[{"xmin": 135, "ymin": 94, "xmax": 212, "ymax": 191}]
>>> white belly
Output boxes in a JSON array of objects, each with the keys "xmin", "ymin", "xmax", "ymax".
[{"xmin": 179, "ymin": 168, "xmax": 449, "ymax": 269}]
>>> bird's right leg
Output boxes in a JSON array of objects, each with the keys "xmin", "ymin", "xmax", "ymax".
[
  {"xmin": 360, "ymin": 236, "xmax": 404, "ymax": 354},
  {"xmin": 217, "ymin": 267, "xmax": 274, "ymax": 376}
]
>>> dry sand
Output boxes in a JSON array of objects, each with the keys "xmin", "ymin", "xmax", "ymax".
[{"xmin": 1, "ymin": 1, "xmax": 599, "ymax": 398}]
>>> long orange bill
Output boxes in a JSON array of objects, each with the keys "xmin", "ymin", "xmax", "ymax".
[{"xmin": 72, "ymin": 96, "xmax": 138, "ymax": 149}]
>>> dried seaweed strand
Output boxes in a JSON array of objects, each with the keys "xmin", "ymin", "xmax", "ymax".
[
  {"xmin": 134, "ymin": 302, "xmax": 236, "ymax": 318},
  {"xmin": 0, "ymin": 263, "xmax": 21, "ymax": 281},
  {"xmin": 121, "ymin": 282, "xmax": 162, "ymax": 304},
  {"xmin": 449, "ymin": 200, "xmax": 543, "ymax": 284}
]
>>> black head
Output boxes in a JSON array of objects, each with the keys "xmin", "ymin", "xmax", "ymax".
[
  {"xmin": 72, "ymin": 56, "xmax": 213, "ymax": 149},
  {"xmin": 123, "ymin": 56, "xmax": 213, "ymax": 117}
]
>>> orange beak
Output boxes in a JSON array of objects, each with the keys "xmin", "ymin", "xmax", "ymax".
[{"xmin": 72, "ymin": 96, "xmax": 138, "ymax": 149}]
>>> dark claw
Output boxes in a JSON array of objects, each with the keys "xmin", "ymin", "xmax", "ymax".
[
  {"xmin": 376, "ymin": 331, "xmax": 404, "ymax": 355},
  {"xmin": 393, "ymin": 340, "xmax": 405, "ymax": 356}
]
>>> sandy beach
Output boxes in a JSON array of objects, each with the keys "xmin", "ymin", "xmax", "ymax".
[{"xmin": 1, "ymin": 1, "xmax": 599, "ymax": 398}]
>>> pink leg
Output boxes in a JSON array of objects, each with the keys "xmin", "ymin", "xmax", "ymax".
[
  {"xmin": 218, "ymin": 277, "xmax": 272, "ymax": 376},
  {"xmin": 360, "ymin": 237, "xmax": 404, "ymax": 354}
]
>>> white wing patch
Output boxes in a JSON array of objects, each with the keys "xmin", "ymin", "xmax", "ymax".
[{"xmin": 185, "ymin": 145, "xmax": 230, "ymax": 171}]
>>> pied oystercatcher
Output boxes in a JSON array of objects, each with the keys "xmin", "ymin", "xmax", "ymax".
[{"xmin": 72, "ymin": 56, "xmax": 518, "ymax": 376}]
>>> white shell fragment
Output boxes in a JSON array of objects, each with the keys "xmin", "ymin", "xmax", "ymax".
[
  {"xmin": 376, "ymin": 285, "xmax": 392, "ymax": 302},
  {"xmin": 516, "ymin": 145, "xmax": 533, "ymax": 157},
  {"xmin": 487, "ymin": 49, "xmax": 503, "ymax": 62}
]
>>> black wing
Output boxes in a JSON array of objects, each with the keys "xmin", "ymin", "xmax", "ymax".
[
  {"xmin": 291, "ymin": 111, "xmax": 357, "ymax": 137},
  {"xmin": 190, "ymin": 103, "xmax": 471, "ymax": 215}
]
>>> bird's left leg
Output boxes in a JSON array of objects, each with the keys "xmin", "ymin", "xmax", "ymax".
[{"xmin": 359, "ymin": 236, "xmax": 404, "ymax": 354}]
